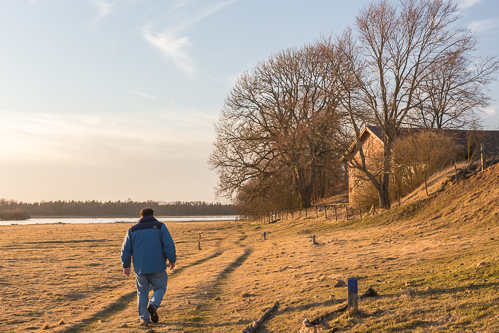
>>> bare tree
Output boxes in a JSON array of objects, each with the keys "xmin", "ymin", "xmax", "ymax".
[
  {"xmin": 208, "ymin": 44, "xmax": 344, "ymax": 209},
  {"xmin": 330, "ymin": 0, "xmax": 492, "ymax": 208},
  {"xmin": 410, "ymin": 51, "xmax": 498, "ymax": 129}
]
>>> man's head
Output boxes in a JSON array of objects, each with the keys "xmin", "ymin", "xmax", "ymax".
[{"xmin": 140, "ymin": 207, "xmax": 155, "ymax": 217}]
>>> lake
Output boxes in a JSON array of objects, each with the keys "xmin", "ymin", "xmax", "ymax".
[{"xmin": 0, "ymin": 215, "xmax": 239, "ymax": 226}]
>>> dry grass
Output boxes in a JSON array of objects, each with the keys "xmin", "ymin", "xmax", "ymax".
[{"xmin": 2, "ymin": 164, "xmax": 499, "ymax": 332}]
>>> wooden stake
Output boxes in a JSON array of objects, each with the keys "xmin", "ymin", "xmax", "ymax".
[
  {"xmin": 347, "ymin": 278, "xmax": 358, "ymax": 314},
  {"xmin": 481, "ymin": 143, "xmax": 485, "ymax": 171},
  {"xmin": 198, "ymin": 241, "xmax": 201, "ymax": 250},
  {"xmin": 358, "ymin": 204, "xmax": 362, "ymax": 219},
  {"xmin": 454, "ymin": 161, "xmax": 459, "ymax": 185},
  {"xmin": 312, "ymin": 235, "xmax": 316, "ymax": 244},
  {"xmin": 425, "ymin": 180, "xmax": 429, "ymax": 196},
  {"xmin": 335, "ymin": 206, "xmax": 338, "ymax": 221}
]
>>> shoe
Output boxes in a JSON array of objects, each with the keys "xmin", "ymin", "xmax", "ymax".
[
  {"xmin": 139, "ymin": 320, "xmax": 149, "ymax": 327},
  {"xmin": 147, "ymin": 304, "xmax": 159, "ymax": 323}
]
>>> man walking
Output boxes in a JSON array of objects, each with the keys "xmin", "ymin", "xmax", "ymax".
[{"xmin": 121, "ymin": 207, "xmax": 177, "ymax": 327}]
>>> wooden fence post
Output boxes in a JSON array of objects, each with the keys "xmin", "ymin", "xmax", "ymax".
[
  {"xmin": 358, "ymin": 204, "xmax": 362, "ymax": 219},
  {"xmin": 335, "ymin": 206, "xmax": 338, "ymax": 221},
  {"xmin": 312, "ymin": 235, "xmax": 316, "ymax": 244},
  {"xmin": 481, "ymin": 143, "xmax": 485, "ymax": 171},
  {"xmin": 347, "ymin": 278, "xmax": 358, "ymax": 314},
  {"xmin": 454, "ymin": 160, "xmax": 459, "ymax": 185}
]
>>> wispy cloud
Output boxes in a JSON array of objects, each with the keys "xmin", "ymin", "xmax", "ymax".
[
  {"xmin": 0, "ymin": 108, "xmax": 215, "ymax": 163},
  {"xmin": 91, "ymin": 0, "xmax": 120, "ymax": 24},
  {"xmin": 481, "ymin": 106, "xmax": 497, "ymax": 116},
  {"xmin": 143, "ymin": 26, "xmax": 194, "ymax": 75},
  {"xmin": 142, "ymin": 0, "xmax": 236, "ymax": 75},
  {"xmin": 131, "ymin": 90, "xmax": 158, "ymax": 100},
  {"xmin": 190, "ymin": 0, "xmax": 235, "ymax": 23},
  {"xmin": 457, "ymin": 0, "xmax": 482, "ymax": 10},
  {"xmin": 467, "ymin": 18, "xmax": 499, "ymax": 32}
]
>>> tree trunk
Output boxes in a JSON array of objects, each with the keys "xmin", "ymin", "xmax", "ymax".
[
  {"xmin": 379, "ymin": 136, "xmax": 393, "ymax": 209},
  {"xmin": 294, "ymin": 158, "xmax": 316, "ymax": 209},
  {"xmin": 378, "ymin": 173, "xmax": 391, "ymax": 209}
]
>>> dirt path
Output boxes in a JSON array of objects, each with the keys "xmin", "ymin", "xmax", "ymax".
[{"xmin": 61, "ymin": 234, "xmax": 253, "ymax": 332}]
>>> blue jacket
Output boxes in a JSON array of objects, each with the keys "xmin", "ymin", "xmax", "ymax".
[{"xmin": 120, "ymin": 216, "xmax": 177, "ymax": 275}]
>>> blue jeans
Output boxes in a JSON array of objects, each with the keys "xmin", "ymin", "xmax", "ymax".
[{"xmin": 135, "ymin": 271, "xmax": 168, "ymax": 322}]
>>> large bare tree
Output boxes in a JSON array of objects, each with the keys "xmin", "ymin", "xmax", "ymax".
[
  {"xmin": 330, "ymin": 0, "xmax": 496, "ymax": 208},
  {"xmin": 209, "ymin": 44, "xmax": 344, "ymax": 209},
  {"xmin": 410, "ymin": 51, "xmax": 498, "ymax": 129}
]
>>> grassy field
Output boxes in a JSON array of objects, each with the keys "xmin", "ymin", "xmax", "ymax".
[{"xmin": 1, "ymin": 164, "xmax": 499, "ymax": 332}]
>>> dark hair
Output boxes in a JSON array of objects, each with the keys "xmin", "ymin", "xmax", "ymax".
[{"xmin": 140, "ymin": 207, "xmax": 155, "ymax": 217}]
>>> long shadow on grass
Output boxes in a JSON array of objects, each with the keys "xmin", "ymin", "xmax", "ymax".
[
  {"xmin": 61, "ymin": 251, "xmax": 225, "ymax": 332},
  {"xmin": 177, "ymin": 248, "xmax": 254, "ymax": 331}
]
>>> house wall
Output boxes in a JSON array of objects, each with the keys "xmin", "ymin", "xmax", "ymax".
[{"xmin": 348, "ymin": 134, "xmax": 384, "ymax": 202}]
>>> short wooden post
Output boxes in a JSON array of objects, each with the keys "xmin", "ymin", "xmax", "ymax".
[
  {"xmin": 481, "ymin": 143, "xmax": 485, "ymax": 171},
  {"xmin": 347, "ymin": 278, "xmax": 358, "ymax": 313},
  {"xmin": 358, "ymin": 204, "xmax": 362, "ymax": 219},
  {"xmin": 198, "ymin": 240, "xmax": 201, "ymax": 250},
  {"xmin": 335, "ymin": 206, "xmax": 338, "ymax": 221},
  {"xmin": 345, "ymin": 206, "xmax": 349, "ymax": 220},
  {"xmin": 425, "ymin": 180, "xmax": 429, "ymax": 196},
  {"xmin": 312, "ymin": 235, "xmax": 316, "ymax": 244},
  {"xmin": 454, "ymin": 161, "xmax": 459, "ymax": 185},
  {"xmin": 198, "ymin": 233, "xmax": 201, "ymax": 240},
  {"xmin": 263, "ymin": 232, "xmax": 266, "ymax": 240}
]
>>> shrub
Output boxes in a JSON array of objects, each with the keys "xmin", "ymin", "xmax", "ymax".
[{"xmin": 353, "ymin": 131, "xmax": 463, "ymax": 208}]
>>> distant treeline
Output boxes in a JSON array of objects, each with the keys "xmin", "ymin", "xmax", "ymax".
[{"xmin": 0, "ymin": 199, "xmax": 235, "ymax": 217}]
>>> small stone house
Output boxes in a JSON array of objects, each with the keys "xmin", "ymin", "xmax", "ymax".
[{"xmin": 342, "ymin": 126, "xmax": 499, "ymax": 203}]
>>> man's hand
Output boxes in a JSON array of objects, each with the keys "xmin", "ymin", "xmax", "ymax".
[
  {"xmin": 168, "ymin": 261, "xmax": 176, "ymax": 270},
  {"xmin": 123, "ymin": 267, "xmax": 131, "ymax": 277}
]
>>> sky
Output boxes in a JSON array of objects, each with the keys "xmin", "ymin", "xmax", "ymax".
[{"xmin": 0, "ymin": 0, "xmax": 498, "ymax": 203}]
